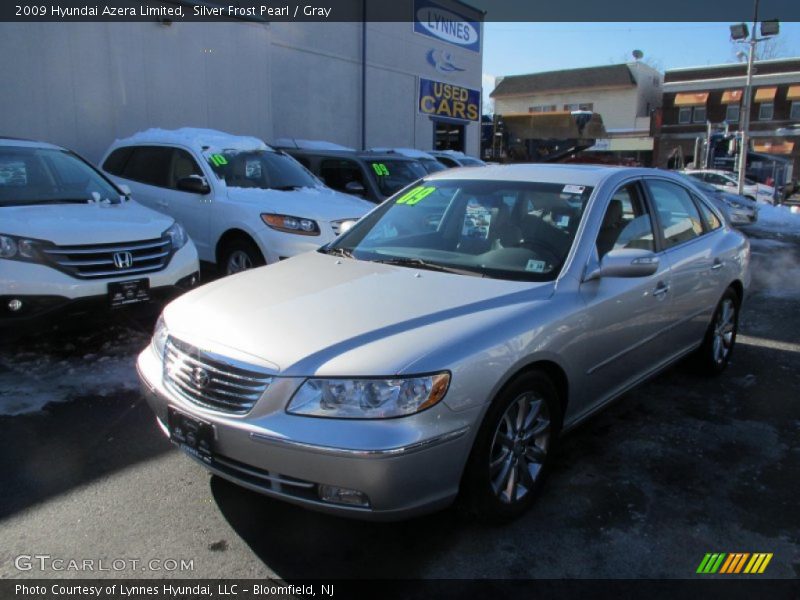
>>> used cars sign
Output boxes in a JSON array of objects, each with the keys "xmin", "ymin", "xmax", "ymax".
[
  {"xmin": 413, "ymin": 0, "xmax": 481, "ymax": 53},
  {"xmin": 419, "ymin": 78, "xmax": 480, "ymax": 121}
]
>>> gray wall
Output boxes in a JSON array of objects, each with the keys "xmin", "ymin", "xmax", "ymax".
[{"xmin": 0, "ymin": 16, "xmax": 483, "ymax": 163}]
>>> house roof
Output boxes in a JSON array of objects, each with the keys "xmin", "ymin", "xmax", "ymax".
[{"xmin": 490, "ymin": 64, "xmax": 638, "ymax": 98}]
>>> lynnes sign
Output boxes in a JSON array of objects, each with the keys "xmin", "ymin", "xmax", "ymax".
[{"xmin": 414, "ymin": 0, "xmax": 480, "ymax": 53}]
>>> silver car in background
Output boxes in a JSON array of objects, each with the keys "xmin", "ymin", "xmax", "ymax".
[{"xmin": 137, "ymin": 165, "xmax": 750, "ymax": 521}]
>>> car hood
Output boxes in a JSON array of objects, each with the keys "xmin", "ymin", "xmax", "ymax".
[
  {"xmin": 1, "ymin": 200, "xmax": 174, "ymax": 245},
  {"xmin": 164, "ymin": 252, "xmax": 552, "ymax": 376},
  {"xmin": 225, "ymin": 185, "xmax": 373, "ymax": 221}
]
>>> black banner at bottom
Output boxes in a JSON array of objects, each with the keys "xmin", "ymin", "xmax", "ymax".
[{"xmin": 3, "ymin": 579, "xmax": 800, "ymax": 600}]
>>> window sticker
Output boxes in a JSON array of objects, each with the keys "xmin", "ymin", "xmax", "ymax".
[
  {"xmin": 209, "ymin": 154, "xmax": 228, "ymax": 167},
  {"xmin": 396, "ymin": 186, "xmax": 435, "ymax": 206},
  {"xmin": 525, "ymin": 259, "xmax": 547, "ymax": 273},
  {"xmin": 562, "ymin": 184, "xmax": 585, "ymax": 194},
  {"xmin": 371, "ymin": 162, "xmax": 390, "ymax": 176},
  {"xmin": 245, "ymin": 160, "xmax": 261, "ymax": 178}
]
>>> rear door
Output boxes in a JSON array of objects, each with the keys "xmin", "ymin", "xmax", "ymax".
[{"xmin": 643, "ymin": 177, "xmax": 722, "ymax": 352}]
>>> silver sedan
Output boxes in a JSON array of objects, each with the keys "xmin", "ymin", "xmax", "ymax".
[{"xmin": 137, "ymin": 165, "xmax": 750, "ymax": 521}]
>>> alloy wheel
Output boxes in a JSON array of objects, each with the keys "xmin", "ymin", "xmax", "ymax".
[
  {"xmin": 713, "ymin": 298, "xmax": 736, "ymax": 365},
  {"xmin": 226, "ymin": 250, "xmax": 253, "ymax": 275}
]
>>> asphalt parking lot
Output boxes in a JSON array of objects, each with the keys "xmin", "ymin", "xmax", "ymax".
[{"xmin": 1, "ymin": 230, "xmax": 798, "ymax": 580}]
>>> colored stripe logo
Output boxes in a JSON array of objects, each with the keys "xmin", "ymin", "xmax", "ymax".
[{"xmin": 697, "ymin": 553, "xmax": 773, "ymax": 574}]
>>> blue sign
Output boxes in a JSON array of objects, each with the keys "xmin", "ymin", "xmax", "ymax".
[
  {"xmin": 414, "ymin": 0, "xmax": 481, "ymax": 54},
  {"xmin": 419, "ymin": 78, "xmax": 480, "ymax": 122}
]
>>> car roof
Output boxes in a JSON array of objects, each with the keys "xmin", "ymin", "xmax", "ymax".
[
  {"xmin": 424, "ymin": 163, "xmax": 663, "ymax": 187},
  {"xmin": 0, "ymin": 136, "xmax": 65, "ymax": 151},
  {"xmin": 279, "ymin": 147, "xmax": 418, "ymax": 162},
  {"xmin": 370, "ymin": 147, "xmax": 439, "ymax": 160},
  {"xmin": 111, "ymin": 127, "xmax": 271, "ymax": 154}
]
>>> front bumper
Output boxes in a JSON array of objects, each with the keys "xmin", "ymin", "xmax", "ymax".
[{"xmin": 136, "ymin": 345, "xmax": 477, "ymax": 520}]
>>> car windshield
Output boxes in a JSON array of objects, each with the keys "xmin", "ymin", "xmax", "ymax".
[
  {"xmin": 0, "ymin": 147, "xmax": 122, "ymax": 207},
  {"xmin": 323, "ymin": 179, "xmax": 593, "ymax": 281},
  {"xmin": 205, "ymin": 148, "xmax": 319, "ymax": 190},
  {"xmin": 457, "ymin": 156, "xmax": 486, "ymax": 167},
  {"xmin": 366, "ymin": 160, "xmax": 427, "ymax": 197},
  {"xmin": 419, "ymin": 158, "xmax": 448, "ymax": 174}
]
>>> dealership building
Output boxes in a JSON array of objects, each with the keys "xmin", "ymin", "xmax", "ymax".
[{"xmin": 0, "ymin": 1, "xmax": 484, "ymax": 163}]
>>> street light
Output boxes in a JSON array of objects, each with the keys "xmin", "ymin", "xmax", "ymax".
[{"xmin": 729, "ymin": 0, "xmax": 779, "ymax": 196}]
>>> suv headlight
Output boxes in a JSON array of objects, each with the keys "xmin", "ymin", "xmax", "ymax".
[
  {"xmin": 164, "ymin": 222, "xmax": 188, "ymax": 250},
  {"xmin": 0, "ymin": 234, "xmax": 40, "ymax": 261},
  {"xmin": 152, "ymin": 315, "xmax": 169, "ymax": 357},
  {"xmin": 287, "ymin": 373, "xmax": 450, "ymax": 419},
  {"xmin": 261, "ymin": 213, "xmax": 320, "ymax": 236}
]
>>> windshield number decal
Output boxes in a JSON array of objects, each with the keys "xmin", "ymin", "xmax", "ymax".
[
  {"xmin": 396, "ymin": 186, "xmax": 435, "ymax": 206},
  {"xmin": 209, "ymin": 154, "xmax": 228, "ymax": 167},
  {"xmin": 525, "ymin": 259, "xmax": 547, "ymax": 273},
  {"xmin": 371, "ymin": 163, "xmax": 390, "ymax": 176}
]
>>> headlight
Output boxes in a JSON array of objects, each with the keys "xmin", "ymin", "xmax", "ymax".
[
  {"xmin": 164, "ymin": 222, "xmax": 188, "ymax": 250},
  {"xmin": 261, "ymin": 213, "xmax": 320, "ymax": 236},
  {"xmin": 152, "ymin": 315, "xmax": 169, "ymax": 357},
  {"xmin": 287, "ymin": 373, "xmax": 450, "ymax": 419},
  {"xmin": 0, "ymin": 234, "xmax": 40, "ymax": 261}
]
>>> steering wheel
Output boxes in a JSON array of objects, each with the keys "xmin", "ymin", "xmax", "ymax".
[{"xmin": 521, "ymin": 240, "xmax": 561, "ymax": 265}]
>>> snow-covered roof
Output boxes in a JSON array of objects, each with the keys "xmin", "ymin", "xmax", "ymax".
[{"xmin": 115, "ymin": 128, "xmax": 271, "ymax": 153}]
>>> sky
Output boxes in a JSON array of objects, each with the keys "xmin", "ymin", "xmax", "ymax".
[{"xmin": 481, "ymin": 22, "xmax": 800, "ymax": 108}]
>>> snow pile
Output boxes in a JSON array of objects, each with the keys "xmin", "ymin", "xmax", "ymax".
[
  {"xmin": 0, "ymin": 329, "xmax": 148, "ymax": 417},
  {"xmin": 115, "ymin": 127, "xmax": 269, "ymax": 154},
  {"xmin": 752, "ymin": 203, "xmax": 800, "ymax": 232},
  {"xmin": 748, "ymin": 237, "xmax": 800, "ymax": 299}
]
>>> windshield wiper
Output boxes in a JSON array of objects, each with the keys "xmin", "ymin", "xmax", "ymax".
[
  {"xmin": 372, "ymin": 257, "xmax": 485, "ymax": 277},
  {"xmin": 320, "ymin": 246, "xmax": 354, "ymax": 258},
  {"xmin": 15, "ymin": 198, "xmax": 93, "ymax": 205}
]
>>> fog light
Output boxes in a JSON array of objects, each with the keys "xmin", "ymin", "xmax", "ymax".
[
  {"xmin": 7, "ymin": 298, "xmax": 23, "ymax": 312},
  {"xmin": 318, "ymin": 485, "xmax": 370, "ymax": 507}
]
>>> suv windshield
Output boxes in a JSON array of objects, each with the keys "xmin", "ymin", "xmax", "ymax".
[
  {"xmin": 206, "ymin": 149, "xmax": 319, "ymax": 190},
  {"xmin": 0, "ymin": 147, "xmax": 122, "ymax": 207},
  {"xmin": 366, "ymin": 160, "xmax": 427, "ymax": 197},
  {"xmin": 324, "ymin": 179, "xmax": 593, "ymax": 281}
]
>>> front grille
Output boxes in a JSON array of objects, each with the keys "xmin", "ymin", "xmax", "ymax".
[
  {"xmin": 163, "ymin": 337, "xmax": 272, "ymax": 414},
  {"xmin": 41, "ymin": 237, "xmax": 171, "ymax": 279},
  {"xmin": 330, "ymin": 218, "xmax": 358, "ymax": 236}
]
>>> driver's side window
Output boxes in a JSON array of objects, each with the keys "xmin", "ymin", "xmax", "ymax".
[{"xmin": 596, "ymin": 183, "xmax": 655, "ymax": 259}]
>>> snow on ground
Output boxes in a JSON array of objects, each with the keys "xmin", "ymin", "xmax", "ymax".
[
  {"xmin": 748, "ymin": 236, "xmax": 800, "ymax": 300},
  {"xmin": 752, "ymin": 203, "xmax": 800, "ymax": 233},
  {"xmin": 0, "ymin": 327, "xmax": 149, "ymax": 417}
]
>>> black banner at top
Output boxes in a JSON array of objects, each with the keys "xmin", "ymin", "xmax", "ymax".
[{"xmin": 2, "ymin": 0, "xmax": 800, "ymax": 22}]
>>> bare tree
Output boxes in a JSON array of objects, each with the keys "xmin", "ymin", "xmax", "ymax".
[{"xmin": 730, "ymin": 36, "xmax": 788, "ymax": 62}]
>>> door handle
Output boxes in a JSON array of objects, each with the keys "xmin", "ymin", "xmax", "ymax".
[
  {"xmin": 653, "ymin": 282, "xmax": 670, "ymax": 297},
  {"xmin": 711, "ymin": 260, "xmax": 723, "ymax": 271}
]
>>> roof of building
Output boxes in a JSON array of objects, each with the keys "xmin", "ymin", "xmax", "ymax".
[
  {"xmin": 490, "ymin": 64, "xmax": 639, "ymax": 98},
  {"xmin": 664, "ymin": 57, "xmax": 800, "ymax": 83}
]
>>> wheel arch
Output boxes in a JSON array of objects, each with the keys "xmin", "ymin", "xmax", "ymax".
[{"xmin": 215, "ymin": 228, "xmax": 261, "ymax": 265}]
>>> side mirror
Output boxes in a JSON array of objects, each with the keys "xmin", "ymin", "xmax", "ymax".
[
  {"xmin": 584, "ymin": 248, "xmax": 659, "ymax": 281},
  {"xmin": 176, "ymin": 175, "xmax": 210, "ymax": 195},
  {"xmin": 344, "ymin": 180, "xmax": 366, "ymax": 195}
]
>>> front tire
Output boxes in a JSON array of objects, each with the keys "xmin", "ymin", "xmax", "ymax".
[
  {"xmin": 220, "ymin": 238, "xmax": 265, "ymax": 276},
  {"xmin": 697, "ymin": 288, "xmax": 739, "ymax": 375},
  {"xmin": 461, "ymin": 370, "xmax": 562, "ymax": 521}
]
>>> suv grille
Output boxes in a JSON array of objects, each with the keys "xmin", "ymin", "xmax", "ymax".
[
  {"xmin": 163, "ymin": 337, "xmax": 272, "ymax": 414},
  {"xmin": 41, "ymin": 237, "xmax": 171, "ymax": 279}
]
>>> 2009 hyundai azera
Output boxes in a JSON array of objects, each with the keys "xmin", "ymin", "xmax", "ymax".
[{"xmin": 137, "ymin": 164, "xmax": 750, "ymax": 521}]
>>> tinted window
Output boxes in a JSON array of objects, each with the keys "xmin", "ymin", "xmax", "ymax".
[
  {"xmin": 121, "ymin": 146, "xmax": 172, "ymax": 187},
  {"xmin": 695, "ymin": 195, "xmax": 722, "ymax": 230},
  {"xmin": 320, "ymin": 159, "xmax": 366, "ymax": 193},
  {"xmin": 168, "ymin": 149, "xmax": 203, "ymax": 189},
  {"xmin": 205, "ymin": 149, "xmax": 318, "ymax": 191},
  {"xmin": 646, "ymin": 180, "xmax": 704, "ymax": 249},
  {"xmin": 102, "ymin": 147, "xmax": 133, "ymax": 176},
  {"xmin": 365, "ymin": 160, "xmax": 426, "ymax": 197},
  {"xmin": 596, "ymin": 183, "xmax": 655, "ymax": 258}
]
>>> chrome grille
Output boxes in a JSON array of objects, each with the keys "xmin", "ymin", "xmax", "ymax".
[
  {"xmin": 163, "ymin": 337, "xmax": 272, "ymax": 414},
  {"xmin": 330, "ymin": 218, "xmax": 358, "ymax": 236},
  {"xmin": 41, "ymin": 237, "xmax": 171, "ymax": 279}
]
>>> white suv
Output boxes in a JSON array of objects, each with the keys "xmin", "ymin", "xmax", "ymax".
[
  {"xmin": 0, "ymin": 137, "xmax": 200, "ymax": 328},
  {"xmin": 101, "ymin": 128, "xmax": 373, "ymax": 275},
  {"xmin": 682, "ymin": 169, "xmax": 775, "ymax": 204}
]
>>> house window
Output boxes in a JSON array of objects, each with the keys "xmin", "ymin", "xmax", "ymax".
[
  {"xmin": 563, "ymin": 102, "xmax": 593, "ymax": 112},
  {"xmin": 758, "ymin": 103, "xmax": 774, "ymax": 120},
  {"xmin": 678, "ymin": 107, "xmax": 692, "ymax": 124},
  {"xmin": 529, "ymin": 105, "xmax": 557, "ymax": 113},
  {"xmin": 692, "ymin": 106, "xmax": 707, "ymax": 123},
  {"xmin": 725, "ymin": 104, "xmax": 740, "ymax": 123},
  {"xmin": 790, "ymin": 101, "xmax": 800, "ymax": 121}
]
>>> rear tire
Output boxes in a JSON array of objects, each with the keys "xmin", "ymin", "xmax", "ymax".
[
  {"xmin": 696, "ymin": 288, "xmax": 739, "ymax": 375},
  {"xmin": 220, "ymin": 238, "xmax": 265, "ymax": 276},
  {"xmin": 460, "ymin": 370, "xmax": 562, "ymax": 522}
]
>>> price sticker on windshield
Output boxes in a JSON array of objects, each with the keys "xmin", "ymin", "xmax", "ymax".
[
  {"xmin": 396, "ymin": 186, "xmax": 435, "ymax": 206},
  {"xmin": 562, "ymin": 184, "xmax": 585, "ymax": 194},
  {"xmin": 209, "ymin": 154, "xmax": 228, "ymax": 167},
  {"xmin": 371, "ymin": 163, "xmax": 390, "ymax": 176}
]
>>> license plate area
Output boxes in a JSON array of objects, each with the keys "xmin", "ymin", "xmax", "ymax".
[
  {"xmin": 108, "ymin": 278, "xmax": 150, "ymax": 307},
  {"xmin": 168, "ymin": 407, "xmax": 215, "ymax": 463}
]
